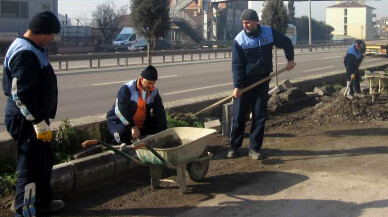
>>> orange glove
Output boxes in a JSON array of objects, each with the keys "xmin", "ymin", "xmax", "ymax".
[{"xmin": 351, "ymin": 74, "xmax": 356, "ymax": 80}]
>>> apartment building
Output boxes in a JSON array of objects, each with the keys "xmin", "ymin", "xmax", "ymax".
[{"xmin": 326, "ymin": 1, "xmax": 375, "ymax": 40}]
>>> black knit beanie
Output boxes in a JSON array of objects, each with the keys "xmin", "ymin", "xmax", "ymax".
[
  {"xmin": 240, "ymin": 9, "xmax": 259, "ymax": 22},
  {"xmin": 28, "ymin": 11, "xmax": 61, "ymax": 34},
  {"xmin": 141, "ymin": 65, "xmax": 158, "ymax": 81}
]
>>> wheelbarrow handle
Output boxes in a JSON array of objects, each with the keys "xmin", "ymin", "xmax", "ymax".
[
  {"xmin": 82, "ymin": 139, "xmax": 98, "ymax": 147},
  {"xmin": 132, "ymin": 143, "xmax": 146, "ymax": 150},
  {"xmin": 81, "ymin": 139, "xmax": 145, "ymax": 165}
]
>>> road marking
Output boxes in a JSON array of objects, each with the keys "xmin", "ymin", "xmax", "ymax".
[
  {"xmin": 163, "ymin": 83, "xmax": 233, "ymax": 96},
  {"xmin": 364, "ymin": 59, "xmax": 383, "ymax": 62},
  {"xmin": 92, "ymin": 75, "xmax": 177, "ymax": 86},
  {"xmin": 304, "ymin": 66, "xmax": 334, "ymax": 72},
  {"xmin": 322, "ymin": 56, "xmax": 342, "ymax": 59}
]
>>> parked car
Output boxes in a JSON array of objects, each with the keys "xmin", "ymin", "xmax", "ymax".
[{"xmin": 128, "ymin": 39, "xmax": 173, "ymax": 51}]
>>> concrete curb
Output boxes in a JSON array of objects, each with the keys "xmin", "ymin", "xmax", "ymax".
[{"xmin": 1, "ymin": 62, "xmax": 387, "ymax": 194}]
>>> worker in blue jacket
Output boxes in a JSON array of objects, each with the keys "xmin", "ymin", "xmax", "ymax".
[
  {"xmin": 344, "ymin": 40, "xmax": 365, "ymax": 99},
  {"xmin": 2, "ymin": 11, "xmax": 65, "ymax": 216},
  {"xmin": 228, "ymin": 9, "xmax": 295, "ymax": 160},
  {"xmin": 106, "ymin": 65, "xmax": 167, "ymax": 144}
]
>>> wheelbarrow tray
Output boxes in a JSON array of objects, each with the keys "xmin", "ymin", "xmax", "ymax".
[{"xmin": 134, "ymin": 127, "xmax": 216, "ymax": 166}]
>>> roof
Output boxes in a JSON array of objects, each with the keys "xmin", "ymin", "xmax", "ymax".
[{"xmin": 327, "ymin": 1, "xmax": 375, "ymax": 10}]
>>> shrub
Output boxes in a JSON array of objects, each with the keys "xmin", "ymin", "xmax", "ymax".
[
  {"xmin": 53, "ymin": 119, "xmax": 80, "ymax": 164},
  {"xmin": 0, "ymin": 160, "xmax": 17, "ymax": 196}
]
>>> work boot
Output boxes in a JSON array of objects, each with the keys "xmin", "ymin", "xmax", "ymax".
[
  {"xmin": 39, "ymin": 200, "xmax": 65, "ymax": 214},
  {"xmin": 249, "ymin": 150, "xmax": 262, "ymax": 160},
  {"xmin": 226, "ymin": 149, "xmax": 240, "ymax": 158}
]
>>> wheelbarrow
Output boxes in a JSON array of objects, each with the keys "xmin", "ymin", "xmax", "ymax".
[{"xmin": 82, "ymin": 127, "xmax": 217, "ymax": 194}]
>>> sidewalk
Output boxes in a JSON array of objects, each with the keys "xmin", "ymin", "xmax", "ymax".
[{"xmin": 175, "ymin": 121, "xmax": 388, "ymax": 217}]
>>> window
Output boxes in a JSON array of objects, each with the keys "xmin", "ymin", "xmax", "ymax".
[
  {"xmin": 1, "ymin": 1, "xmax": 28, "ymax": 18},
  {"xmin": 344, "ymin": 17, "xmax": 347, "ymax": 24},
  {"xmin": 344, "ymin": 25, "xmax": 347, "ymax": 35},
  {"xmin": 129, "ymin": 34, "xmax": 136, "ymax": 41},
  {"xmin": 344, "ymin": 9, "xmax": 347, "ymax": 16}
]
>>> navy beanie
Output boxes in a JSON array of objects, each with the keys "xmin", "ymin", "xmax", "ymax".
[
  {"xmin": 240, "ymin": 9, "xmax": 259, "ymax": 22},
  {"xmin": 141, "ymin": 65, "xmax": 158, "ymax": 81},
  {"xmin": 28, "ymin": 11, "xmax": 61, "ymax": 34}
]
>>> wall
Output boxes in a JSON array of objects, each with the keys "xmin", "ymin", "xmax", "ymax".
[{"xmin": 0, "ymin": 0, "xmax": 57, "ymax": 33}]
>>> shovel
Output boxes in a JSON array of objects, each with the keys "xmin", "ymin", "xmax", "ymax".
[{"xmin": 194, "ymin": 65, "xmax": 294, "ymax": 116}]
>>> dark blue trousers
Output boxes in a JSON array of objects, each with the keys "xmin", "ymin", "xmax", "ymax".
[
  {"xmin": 5, "ymin": 115, "xmax": 53, "ymax": 217},
  {"xmin": 230, "ymin": 81, "xmax": 269, "ymax": 152},
  {"xmin": 108, "ymin": 116, "xmax": 164, "ymax": 144}
]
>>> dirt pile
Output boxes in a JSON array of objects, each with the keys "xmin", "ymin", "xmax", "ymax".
[
  {"xmin": 268, "ymin": 88, "xmax": 316, "ymax": 114},
  {"xmin": 267, "ymin": 87, "xmax": 387, "ymax": 127},
  {"xmin": 311, "ymin": 93, "xmax": 388, "ymax": 124}
]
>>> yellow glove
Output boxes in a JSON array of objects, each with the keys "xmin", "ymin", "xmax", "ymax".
[
  {"xmin": 33, "ymin": 121, "xmax": 52, "ymax": 142},
  {"xmin": 351, "ymin": 74, "xmax": 356, "ymax": 80}
]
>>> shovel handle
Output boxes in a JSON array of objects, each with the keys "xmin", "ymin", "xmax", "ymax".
[
  {"xmin": 195, "ymin": 65, "xmax": 294, "ymax": 116},
  {"xmin": 82, "ymin": 139, "xmax": 98, "ymax": 147}
]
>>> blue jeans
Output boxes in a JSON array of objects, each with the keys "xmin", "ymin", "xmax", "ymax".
[
  {"xmin": 230, "ymin": 81, "xmax": 269, "ymax": 152},
  {"xmin": 5, "ymin": 115, "xmax": 53, "ymax": 217}
]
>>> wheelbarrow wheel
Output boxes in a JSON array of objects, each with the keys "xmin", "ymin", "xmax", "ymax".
[{"xmin": 186, "ymin": 159, "xmax": 209, "ymax": 182}]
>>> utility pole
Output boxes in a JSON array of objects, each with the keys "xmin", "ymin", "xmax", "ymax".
[{"xmin": 308, "ymin": 0, "xmax": 312, "ymax": 52}]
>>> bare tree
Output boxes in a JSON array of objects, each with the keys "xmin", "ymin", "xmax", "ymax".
[
  {"xmin": 130, "ymin": 0, "xmax": 170, "ymax": 65},
  {"xmin": 92, "ymin": 1, "xmax": 128, "ymax": 44}
]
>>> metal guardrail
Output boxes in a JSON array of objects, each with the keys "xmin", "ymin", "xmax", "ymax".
[{"xmin": 0, "ymin": 43, "xmax": 351, "ymax": 70}]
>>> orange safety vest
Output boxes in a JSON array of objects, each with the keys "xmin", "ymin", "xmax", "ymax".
[{"xmin": 133, "ymin": 79, "xmax": 155, "ymax": 129}]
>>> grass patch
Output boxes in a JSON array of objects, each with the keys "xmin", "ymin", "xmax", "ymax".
[{"xmin": 167, "ymin": 112, "xmax": 204, "ymax": 128}]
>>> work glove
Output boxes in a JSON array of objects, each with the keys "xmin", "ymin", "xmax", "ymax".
[
  {"xmin": 351, "ymin": 74, "xmax": 356, "ymax": 80},
  {"xmin": 33, "ymin": 121, "xmax": 52, "ymax": 142}
]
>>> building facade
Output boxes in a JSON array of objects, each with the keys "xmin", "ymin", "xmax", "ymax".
[
  {"xmin": 0, "ymin": 0, "xmax": 57, "ymax": 33},
  {"xmin": 326, "ymin": 1, "xmax": 375, "ymax": 40},
  {"xmin": 380, "ymin": 17, "xmax": 388, "ymax": 39}
]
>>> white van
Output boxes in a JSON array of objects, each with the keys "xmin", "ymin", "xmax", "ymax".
[{"xmin": 113, "ymin": 27, "xmax": 145, "ymax": 46}]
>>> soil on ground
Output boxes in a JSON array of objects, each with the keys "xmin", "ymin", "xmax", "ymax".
[{"xmin": 1, "ymin": 88, "xmax": 387, "ymax": 217}]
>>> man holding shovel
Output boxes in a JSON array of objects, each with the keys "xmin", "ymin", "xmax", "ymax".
[
  {"xmin": 106, "ymin": 65, "xmax": 167, "ymax": 144},
  {"xmin": 228, "ymin": 9, "xmax": 295, "ymax": 160},
  {"xmin": 344, "ymin": 40, "xmax": 365, "ymax": 99}
]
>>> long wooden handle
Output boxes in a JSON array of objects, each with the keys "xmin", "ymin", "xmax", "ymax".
[
  {"xmin": 132, "ymin": 143, "xmax": 146, "ymax": 150},
  {"xmin": 194, "ymin": 66, "xmax": 291, "ymax": 116},
  {"xmin": 82, "ymin": 139, "xmax": 98, "ymax": 147}
]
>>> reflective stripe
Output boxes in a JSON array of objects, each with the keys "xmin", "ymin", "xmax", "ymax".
[
  {"xmin": 5, "ymin": 38, "xmax": 49, "ymax": 69},
  {"xmin": 114, "ymin": 98, "xmax": 129, "ymax": 126},
  {"xmin": 11, "ymin": 77, "xmax": 35, "ymax": 121}
]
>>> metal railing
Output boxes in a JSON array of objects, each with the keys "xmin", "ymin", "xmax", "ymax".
[{"xmin": 0, "ymin": 42, "xmax": 352, "ymax": 71}]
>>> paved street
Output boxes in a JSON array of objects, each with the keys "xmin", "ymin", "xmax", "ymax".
[{"xmin": 0, "ymin": 50, "xmax": 387, "ymax": 131}]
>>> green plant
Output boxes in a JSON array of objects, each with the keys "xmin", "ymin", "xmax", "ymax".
[
  {"xmin": 53, "ymin": 119, "xmax": 79, "ymax": 164},
  {"xmin": 0, "ymin": 160, "xmax": 17, "ymax": 196},
  {"xmin": 167, "ymin": 112, "xmax": 204, "ymax": 128},
  {"xmin": 332, "ymin": 84, "xmax": 344, "ymax": 92}
]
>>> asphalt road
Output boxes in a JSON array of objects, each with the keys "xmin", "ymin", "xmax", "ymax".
[{"xmin": 0, "ymin": 50, "xmax": 387, "ymax": 131}]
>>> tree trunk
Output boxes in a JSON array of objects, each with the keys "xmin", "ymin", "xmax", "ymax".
[{"xmin": 147, "ymin": 41, "xmax": 152, "ymax": 65}]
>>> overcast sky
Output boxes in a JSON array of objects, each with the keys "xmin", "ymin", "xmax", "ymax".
[{"xmin": 58, "ymin": 0, "xmax": 388, "ymax": 25}]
